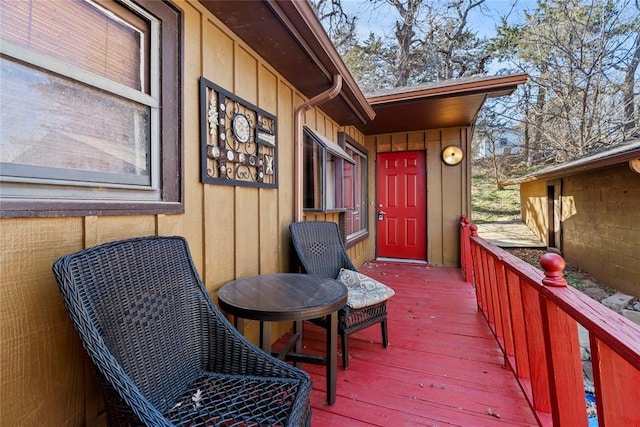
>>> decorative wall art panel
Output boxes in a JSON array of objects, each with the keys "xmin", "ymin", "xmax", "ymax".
[{"xmin": 199, "ymin": 77, "xmax": 277, "ymax": 188}]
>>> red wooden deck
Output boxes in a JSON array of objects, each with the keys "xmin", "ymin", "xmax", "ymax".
[{"xmin": 284, "ymin": 261, "xmax": 539, "ymax": 426}]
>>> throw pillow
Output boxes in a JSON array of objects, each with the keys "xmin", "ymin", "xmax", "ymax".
[{"xmin": 337, "ymin": 268, "xmax": 395, "ymax": 309}]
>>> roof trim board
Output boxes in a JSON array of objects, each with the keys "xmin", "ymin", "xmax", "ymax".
[
  {"xmin": 366, "ymin": 74, "xmax": 529, "ymax": 105},
  {"xmin": 503, "ymin": 140, "xmax": 640, "ymax": 185}
]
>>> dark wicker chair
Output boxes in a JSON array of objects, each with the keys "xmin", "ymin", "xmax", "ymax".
[
  {"xmin": 289, "ymin": 221, "xmax": 389, "ymax": 369},
  {"xmin": 52, "ymin": 236, "xmax": 312, "ymax": 427}
]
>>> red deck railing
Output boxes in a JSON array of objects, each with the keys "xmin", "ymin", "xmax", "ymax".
[{"xmin": 460, "ymin": 216, "xmax": 640, "ymax": 426}]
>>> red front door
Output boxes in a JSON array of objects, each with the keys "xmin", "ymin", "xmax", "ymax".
[{"xmin": 376, "ymin": 151, "xmax": 427, "ymax": 260}]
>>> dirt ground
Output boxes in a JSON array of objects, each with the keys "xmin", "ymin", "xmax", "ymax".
[{"xmin": 504, "ymin": 248, "xmax": 640, "ymax": 311}]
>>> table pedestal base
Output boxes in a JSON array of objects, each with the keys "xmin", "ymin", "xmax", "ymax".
[{"xmin": 261, "ymin": 314, "xmax": 338, "ymax": 406}]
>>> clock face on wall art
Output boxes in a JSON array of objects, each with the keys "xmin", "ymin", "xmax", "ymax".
[{"xmin": 232, "ymin": 114, "xmax": 251, "ymax": 143}]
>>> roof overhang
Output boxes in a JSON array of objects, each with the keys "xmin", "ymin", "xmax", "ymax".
[
  {"xmin": 198, "ymin": 0, "xmax": 375, "ymax": 126},
  {"xmin": 503, "ymin": 140, "xmax": 640, "ymax": 185},
  {"xmin": 358, "ymin": 74, "xmax": 529, "ymax": 135}
]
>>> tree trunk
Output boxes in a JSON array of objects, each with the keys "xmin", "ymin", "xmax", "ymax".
[
  {"xmin": 533, "ymin": 66, "xmax": 547, "ymax": 163},
  {"xmin": 623, "ymin": 31, "xmax": 640, "ymax": 137},
  {"xmin": 389, "ymin": 0, "xmax": 422, "ymax": 87}
]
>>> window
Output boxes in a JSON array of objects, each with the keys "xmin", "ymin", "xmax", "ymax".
[
  {"xmin": 0, "ymin": 0, "xmax": 182, "ymax": 217},
  {"xmin": 303, "ymin": 126, "xmax": 354, "ymax": 211},
  {"xmin": 339, "ymin": 133, "xmax": 369, "ymax": 243}
]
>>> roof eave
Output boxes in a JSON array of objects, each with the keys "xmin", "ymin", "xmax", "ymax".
[
  {"xmin": 367, "ymin": 73, "xmax": 529, "ymax": 105},
  {"xmin": 504, "ymin": 144, "xmax": 640, "ymax": 186},
  {"xmin": 198, "ymin": 0, "xmax": 374, "ymax": 125},
  {"xmin": 280, "ymin": 1, "xmax": 375, "ymax": 123}
]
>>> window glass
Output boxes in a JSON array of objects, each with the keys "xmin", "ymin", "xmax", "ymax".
[
  {"xmin": 344, "ymin": 143, "xmax": 368, "ymax": 240},
  {"xmin": 303, "ymin": 134, "xmax": 323, "ymax": 210},
  {"xmin": 0, "ymin": 0, "xmax": 148, "ymax": 92},
  {"xmin": 1, "ymin": 59, "xmax": 150, "ymax": 185},
  {"xmin": 303, "ymin": 127, "xmax": 352, "ymax": 211}
]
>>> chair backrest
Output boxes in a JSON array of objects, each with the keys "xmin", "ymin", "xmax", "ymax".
[
  {"xmin": 52, "ymin": 236, "xmax": 210, "ymax": 415},
  {"xmin": 289, "ymin": 221, "xmax": 356, "ymax": 279}
]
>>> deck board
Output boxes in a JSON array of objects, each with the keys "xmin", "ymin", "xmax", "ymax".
[{"xmin": 277, "ymin": 262, "xmax": 539, "ymax": 426}]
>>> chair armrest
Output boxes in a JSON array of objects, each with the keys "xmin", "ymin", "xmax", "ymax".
[{"xmin": 201, "ymin": 293, "xmax": 310, "ymax": 382}]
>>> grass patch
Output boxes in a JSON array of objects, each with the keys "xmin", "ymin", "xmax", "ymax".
[
  {"xmin": 471, "ymin": 175, "xmax": 521, "ymax": 223},
  {"xmin": 470, "ymin": 159, "xmax": 536, "ymax": 224}
]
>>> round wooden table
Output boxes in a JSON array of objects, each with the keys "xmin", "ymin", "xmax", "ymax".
[{"xmin": 218, "ymin": 273, "xmax": 348, "ymax": 406}]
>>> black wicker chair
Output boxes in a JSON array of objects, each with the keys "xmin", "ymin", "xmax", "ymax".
[
  {"xmin": 289, "ymin": 221, "xmax": 389, "ymax": 369},
  {"xmin": 52, "ymin": 236, "xmax": 312, "ymax": 427}
]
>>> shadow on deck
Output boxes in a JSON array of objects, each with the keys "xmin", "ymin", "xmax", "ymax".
[{"xmin": 282, "ymin": 261, "xmax": 539, "ymax": 426}]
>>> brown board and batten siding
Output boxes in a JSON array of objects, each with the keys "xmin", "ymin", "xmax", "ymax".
[
  {"xmin": 0, "ymin": 1, "xmax": 369, "ymax": 425},
  {"xmin": 367, "ymin": 127, "xmax": 471, "ymax": 266}
]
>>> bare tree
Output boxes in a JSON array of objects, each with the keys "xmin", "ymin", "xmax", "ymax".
[
  {"xmin": 494, "ymin": 0, "xmax": 640, "ymax": 162},
  {"xmin": 351, "ymin": 0, "xmax": 492, "ymax": 88},
  {"xmin": 622, "ymin": 29, "xmax": 640, "ymax": 136},
  {"xmin": 309, "ymin": 0, "xmax": 357, "ymax": 54},
  {"xmin": 387, "ymin": 0, "xmax": 423, "ymax": 86},
  {"xmin": 429, "ymin": 0, "xmax": 489, "ymax": 80}
]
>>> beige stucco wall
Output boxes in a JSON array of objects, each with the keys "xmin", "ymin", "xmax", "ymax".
[
  {"xmin": 520, "ymin": 179, "xmax": 549, "ymax": 245},
  {"xmin": 520, "ymin": 163, "xmax": 640, "ymax": 297},
  {"xmin": 561, "ymin": 164, "xmax": 640, "ymax": 296}
]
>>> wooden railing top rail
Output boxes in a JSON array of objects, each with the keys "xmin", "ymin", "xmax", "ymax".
[{"xmin": 469, "ymin": 228, "xmax": 640, "ymax": 366}]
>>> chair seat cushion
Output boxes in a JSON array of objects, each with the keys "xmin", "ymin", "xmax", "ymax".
[{"xmin": 337, "ymin": 268, "xmax": 395, "ymax": 309}]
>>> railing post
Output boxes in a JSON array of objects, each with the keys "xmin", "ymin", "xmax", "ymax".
[
  {"xmin": 468, "ymin": 224, "xmax": 487, "ymax": 314},
  {"xmin": 540, "ymin": 253, "xmax": 567, "ymax": 287},
  {"xmin": 539, "ymin": 253, "xmax": 587, "ymax": 427},
  {"xmin": 459, "ymin": 215, "xmax": 472, "ymax": 283},
  {"xmin": 590, "ymin": 334, "xmax": 640, "ymax": 426}
]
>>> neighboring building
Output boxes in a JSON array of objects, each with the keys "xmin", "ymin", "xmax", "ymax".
[
  {"xmin": 0, "ymin": 1, "xmax": 526, "ymax": 424},
  {"xmin": 504, "ymin": 140, "xmax": 640, "ymax": 297},
  {"xmin": 476, "ymin": 128, "xmax": 523, "ymax": 158}
]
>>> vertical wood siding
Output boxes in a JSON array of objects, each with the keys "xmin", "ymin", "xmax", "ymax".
[
  {"xmin": 367, "ymin": 127, "xmax": 471, "ymax": 266},
  {"xmin": 0, "ymin": 1, "xmax": 371, "ymax": 425}
]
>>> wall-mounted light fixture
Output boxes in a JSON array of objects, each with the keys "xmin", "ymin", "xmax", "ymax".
[
  {"xmin": 629, "ymin": 158, "xmax": 640, "ymax": 174},
  {"xmin": 442, "ymin": 145, "xmax": 464, "ymax": 166}
]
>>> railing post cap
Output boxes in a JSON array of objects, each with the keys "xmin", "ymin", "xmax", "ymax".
[
  {"xmin": 540, "ymin": 253, "xmax": 567, "ymax": 287},
  {"xmin": 469, "ymin": 224, "xmax": 478, "ymax": 236}
]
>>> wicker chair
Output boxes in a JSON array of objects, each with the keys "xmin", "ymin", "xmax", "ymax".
[
  {"xmin": 289, "ymin": 221, "xmax": 389, "ymax": 369},
  {"xmin": 52, "ymin": 236, "xmax": 312, "ymax": 427}
]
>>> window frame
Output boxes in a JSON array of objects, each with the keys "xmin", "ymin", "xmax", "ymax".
[
  {"xmin": 302, "ymin": 126, "xmax": 354, "ymax": 212},
  {"xmin": 338, "ymin": 132, "xmax": 369, "ymax": 246},
  {"xmin": 0, "ymin": 0, "xmax": 183, "ymax": 218}
]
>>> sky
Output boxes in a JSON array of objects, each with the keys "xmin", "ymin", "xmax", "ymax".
[
  {"xmin": 340, "ymin": 0, "xmax": 538, "ymax": 41},
  {"xmin": 338, "ymin": 0, "xmax": 540, "ymax": 74}
]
